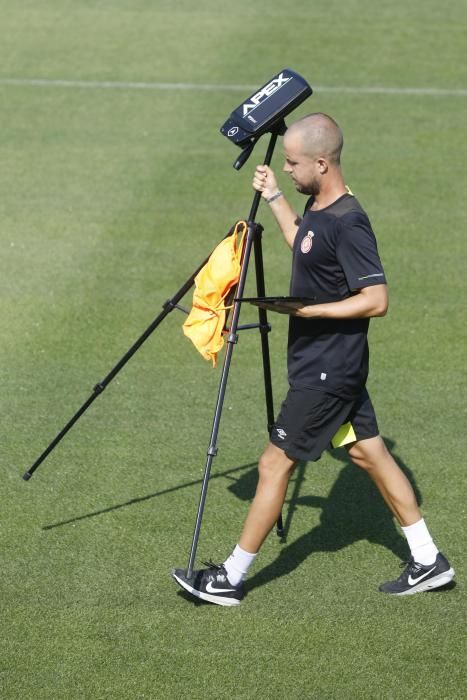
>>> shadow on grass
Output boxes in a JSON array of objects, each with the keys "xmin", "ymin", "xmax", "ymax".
[
  {"xmin": 42, "ymin": 462, "xmax": 257, "ymax": 530},
  {"xmin": 43, "ymin": 434, "xmax": 455, "ymax": 595},
  {"xmin": 43, "ymin": 436, "xmax": 423, "ymax": 590}
]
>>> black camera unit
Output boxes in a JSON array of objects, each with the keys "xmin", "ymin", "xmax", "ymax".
[{"xmin": 220, "ymin": 68, "xmax": 312, "ymax": 169}]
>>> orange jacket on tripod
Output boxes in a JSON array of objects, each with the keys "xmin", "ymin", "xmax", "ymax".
[{"xmin": 183, "ymin": 221, "xmax": 248, "ymax": 367}]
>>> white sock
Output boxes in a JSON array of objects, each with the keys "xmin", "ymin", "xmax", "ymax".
[
  {"xmin": 402, "ymin": 518, "xmax": 439, "ymax": 566},
  {"xmin": 223, "ymin": 544, "xmax": 257, "ymax": 586}
]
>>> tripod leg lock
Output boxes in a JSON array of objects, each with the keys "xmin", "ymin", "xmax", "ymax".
[
  {"xmin": 163, "ymin": 299, "xmax": 189, "ymax": 314},
  {"xmin": 93, "ymin": 382, "xmax": 105, "ymax": 395},
  {"xmin": 207, "ymin": 446, "xmax": 218, "ymax": 457},
  {"xmin": 227, "ymin": 332, "xmax": 238, "ymax": 344},
  {"xmin": 248, "ymin": 221, "xmax": 264, "ymax": 236}
]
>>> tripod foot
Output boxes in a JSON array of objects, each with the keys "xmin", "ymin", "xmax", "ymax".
[
  {"xmin": 276, "ymin": 513, "xmax": 284, "ymax": 538},
  {"xmin": 22, "ymin": 471, "xmax": 32, "ymax": 481}
]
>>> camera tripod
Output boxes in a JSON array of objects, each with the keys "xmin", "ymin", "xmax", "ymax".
[{"xmin": 22, "ymin": 129, "xmax": 285, "ymax": 578}]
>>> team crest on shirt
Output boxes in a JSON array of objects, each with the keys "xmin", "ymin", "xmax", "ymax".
[{"xmin": 301, "ymin": 230, "xmax": 315, "ymax": 254}]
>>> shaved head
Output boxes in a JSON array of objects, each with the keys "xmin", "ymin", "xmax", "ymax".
[
  {"xmin": 282, "ymin": 113, "xmax": 346, "ymax": 198},
  {"xmin": 285, "ymin": 113, "xmax": 344, "ymax": 165}
]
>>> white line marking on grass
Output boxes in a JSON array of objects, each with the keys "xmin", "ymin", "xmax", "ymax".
[
  {"xmin": 317, "ymin": 85, "xmax": 467, "ymax": 97},
  {"xmin": 0, "ymin": 78, "xmax": 251, "ymax": 91},
  {"xmin": 0, "ymin": 77, "xmax": 466, "ymax": 97}
]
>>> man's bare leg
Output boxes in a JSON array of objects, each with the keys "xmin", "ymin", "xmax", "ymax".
[
  {"xmin": 237, "ymin": 442, "xmax": 296, "ymax": 553},
  {"xmin": 171, "ymin": 442, "xmax": 296, "ymax": 605},
  {"xmin": 346, "ymin": 435, "xmax": 420, "ymax": 526},
  {"xmin": 346, "ymin": 435, "xmax": 454, "ymax": 593}
]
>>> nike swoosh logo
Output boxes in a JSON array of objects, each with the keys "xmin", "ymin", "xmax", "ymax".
[
  {"xmin": 408, "ymin": 566, "xmax": 436, "ymax": 586},
  {"xmin": 206, "ymin": 581, "xmax": 236, "ymax": 594}
]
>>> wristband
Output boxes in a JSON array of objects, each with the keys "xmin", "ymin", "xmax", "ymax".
[{"xmin": 265, "ymin": 190, "xmax": 283, "ymax": 204}]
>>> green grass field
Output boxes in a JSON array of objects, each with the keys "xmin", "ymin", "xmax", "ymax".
[{"xmin": 1, "ymin": 1, "xmax": 466, "ymax": 698}]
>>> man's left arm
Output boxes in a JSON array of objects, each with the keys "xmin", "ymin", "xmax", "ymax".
[{"xmin": 294, "ymin": 284, "xmax": 388, "ymax": 319}]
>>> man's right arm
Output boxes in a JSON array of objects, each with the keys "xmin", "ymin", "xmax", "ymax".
[{"xmin": 252, "ymin": 165, "xmax": 300, "ymax": 249}]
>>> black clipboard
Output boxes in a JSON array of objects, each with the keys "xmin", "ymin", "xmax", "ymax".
[{"xmin": 236, "ymin": 296, "xmax": 318, "ymax": 314}]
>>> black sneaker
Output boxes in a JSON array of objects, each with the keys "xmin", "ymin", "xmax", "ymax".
[
  {"xmin": 379, "ymin": 553, "xmax": 455, "ymax": 595},
  {"xmin": 171, "ymin": 562, "xmax": 244, "ymax": 606}
]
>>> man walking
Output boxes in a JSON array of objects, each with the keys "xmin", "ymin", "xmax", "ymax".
[{"xmin": 172, "ymin": 113, "xmax": 454, "ymax": 605}]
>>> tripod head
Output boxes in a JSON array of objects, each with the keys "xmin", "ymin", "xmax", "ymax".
[{"xmin": 220, "ymin": 68, "xmax": 312, "ymax": 169}]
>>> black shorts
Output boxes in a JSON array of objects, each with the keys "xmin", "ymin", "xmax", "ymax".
[{"xmin": 270, "ymin": 387, "xmax": 379, "ymax": 462}]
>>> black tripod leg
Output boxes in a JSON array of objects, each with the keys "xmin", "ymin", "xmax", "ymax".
[
  {"xmin": 253, "ymin": 228, "xmax": 275, "ymax": 432},
  {"xmin": 249, "ymin": 130, "xmax": 284, "ymax": 535},
  {"xmin": 185, "ymin": 129, "xmax": 284, "ymax": 575},
  {"xmin": 186, "ymin": 221, "xmax": 257, "ymax": 578},
  {"xmin": 22, "ymin": 246, "xmax": 220, "ymax": 481},
  {"xmin": 252, "ymin": 229, "xmax": 284, "ymax": 537}
]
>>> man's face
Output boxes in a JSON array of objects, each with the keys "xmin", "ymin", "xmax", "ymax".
[{"xmin": 282, "ymin": 131, "xmax": 321, "ymax": 196}]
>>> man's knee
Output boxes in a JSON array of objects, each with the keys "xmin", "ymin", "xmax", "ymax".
[
  {"xmin": 347, "ymin": 435, "xmax": 389, "ymax": 471},
  {"xmin": 258, "ymin": 443, "xmax": 296, "ymax": 481}
]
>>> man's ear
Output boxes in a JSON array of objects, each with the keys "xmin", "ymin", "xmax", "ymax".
[{"xmin": 317, "ymin": 157, "xmax": 328, "ymax": 174}]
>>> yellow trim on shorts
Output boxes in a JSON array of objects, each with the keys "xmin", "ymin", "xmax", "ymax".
[{"xmin": 331, "ymin": 421, "xmax": 357, "ymax": 448}]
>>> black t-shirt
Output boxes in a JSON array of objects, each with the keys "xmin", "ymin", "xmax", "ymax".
[{"xmin": 288, "ymin": 193, "xmax": 386, "ymax": 398}]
